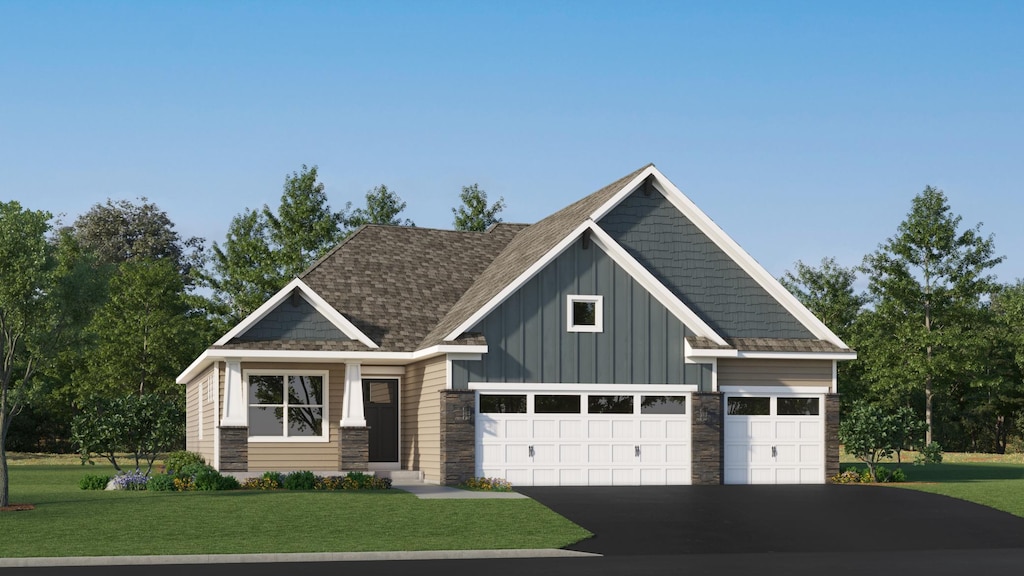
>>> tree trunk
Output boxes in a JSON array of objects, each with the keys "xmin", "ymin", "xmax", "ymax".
[{"xmin": 925, "ymin": 374, "xmax": 933, "ymax": 446}]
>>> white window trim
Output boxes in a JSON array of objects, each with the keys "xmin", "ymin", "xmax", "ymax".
[
  {"xmin": 567, "ymin": 294, "xmax": 603, "ymax": 333},
  {"xmin": 245, "ymin": 369, "xmax": 330, "ymax": 443}
]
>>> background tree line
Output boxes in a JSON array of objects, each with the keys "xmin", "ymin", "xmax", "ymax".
[
  {"xmin": 0, "ymin": 165, "xmax": 505, "ymax": 504},
  {"xmin": 781, "ymin": 186, "xmax": 1024, "ymax": 453}
]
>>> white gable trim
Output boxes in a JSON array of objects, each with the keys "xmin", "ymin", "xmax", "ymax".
[
  {"xmin": 443, "ymin": 218, "xmax": 727, "ymax": 345},
  {"xmin": 591, "ymin": 166, "xmax": 848, "ymax": 349},
  {"xmin": 213, "ymin": 277, "xmax": 378, "ymax": 349}
]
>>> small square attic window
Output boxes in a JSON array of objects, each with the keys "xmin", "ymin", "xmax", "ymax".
[{"xmin": 567, "ymin": 295, "xmax": 603, "ymax": 332}]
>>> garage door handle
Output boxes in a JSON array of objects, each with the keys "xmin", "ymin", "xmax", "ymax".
[
  {"xmin": 635, "ymin": 445, "xmax": 641, "ymax": 457},
  {"xmin": 772, "ymin": 446, "xmax": 777, "ymax": 458},
  {"xmin": 529, "ymin": 446, "xmax": 534, "ymax": 458}
]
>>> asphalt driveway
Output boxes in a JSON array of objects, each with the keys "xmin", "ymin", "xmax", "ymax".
[{"xmin": 516, "ymin": 484, "xmax": 1024, "ymax": 556}]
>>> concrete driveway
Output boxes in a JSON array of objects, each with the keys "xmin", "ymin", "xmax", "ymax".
[{"xmin": 516, "ymin": 484, "xmax": 1024, "ymax": 556}]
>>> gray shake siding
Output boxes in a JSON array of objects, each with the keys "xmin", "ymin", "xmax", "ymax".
[
  {"xmin": 452, "ymin": 236, "xmax": 712, "ymax": 388},
  {"xmin": 236, "ymin": 290, "xmax": 351, "ymax": 342},
  {"xmin": 599, "ymin": 186, "xmax": 814, "ymax": 339}
]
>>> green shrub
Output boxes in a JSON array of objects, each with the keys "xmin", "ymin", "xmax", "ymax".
[
  {"xmin": 147, "ymin": 474, "xmax": 177, "ymax": 492},
  {"xmin": 79, "ymin": 474, "xmax": 112, "ymax": 490},
  {"xmin": 914, "ymin": 442, "xmax": 943, "ymax": 465},
  {"xmin": 165, "ymin": 450, "xmax": 206, "ymax": 474},
  {"xmin": 341, "ymin": 471, "xmax": 392, "ymax": 490},
  {"xmin": 242, "ymin": 472, "xmax": 282, "ymax": 490},
  {"xmin": 282, "ymin": 470, "xmax": 317, "ymax": 490},
  {"xmin": 890, "ymin": 467, "xmax": 907, "ymax": 482}
]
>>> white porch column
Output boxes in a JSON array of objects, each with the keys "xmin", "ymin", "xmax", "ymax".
[
  {"xmin": 341, "ymin": 362, "xmax": 366, "ymax": 427},
  {"xmin": 220, "ymin": 360, "xmax": 247, "ymax": 427}
]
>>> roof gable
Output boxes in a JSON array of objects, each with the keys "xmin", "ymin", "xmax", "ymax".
[{"xmin": 214, "ymin": 278, "xmax": 378, "ymax": 349}]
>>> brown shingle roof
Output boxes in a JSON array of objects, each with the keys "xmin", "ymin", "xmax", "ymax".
[
  {"xmin": 686, "ymin": 336, "xmax": 850, "ymax": 353},
  {"xmin": 418, "ymin": 164, "xmax": 652, "ymax": 348},
  {"xmin": 297, "ymin": 224, "xmax": 523, "ymax": 351}
]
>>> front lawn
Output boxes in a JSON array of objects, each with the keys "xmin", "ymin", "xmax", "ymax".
[
  {"xmin": 0, "ymin": 461, "xmax": 592, "ymax": 558},
  {"xmin": 840, "ymin": 450, "xmax": 1024, "ymax": 518}
]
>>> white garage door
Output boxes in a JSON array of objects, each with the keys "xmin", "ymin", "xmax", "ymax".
[
  {"xmin": 723, "ymin": 392, "xmax": 825, "ymax": 484},
  {"xmin": 475, "ymin": 388, "xmax": 692, "ymax": 486}
]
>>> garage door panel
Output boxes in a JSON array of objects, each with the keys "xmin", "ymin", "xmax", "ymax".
[
  {"xmin": 724, "ymin": 394, "xmax": 825, "ymax": 485},
  {"xmin": 588, "ymin": 420, "xmax": 611, "ymax": 439},
  {"xmin": 477, "ymin": 391, "xmax": 691, "ymax": 486}
]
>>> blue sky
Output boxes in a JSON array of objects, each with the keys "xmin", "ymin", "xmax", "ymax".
[{"xmin": 2, "ymin": 1, "xmax": 1022, "ymax": 287}]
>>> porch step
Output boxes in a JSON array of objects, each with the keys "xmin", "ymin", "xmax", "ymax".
[{"xmin": 373, "ymin": 470, "xmax": 424, "ymax": 482}]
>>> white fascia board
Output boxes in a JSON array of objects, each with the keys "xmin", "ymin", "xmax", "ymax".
[
  {"xmin": 443, "ymin": 220, "xmax": 593, "ymax": 342},
  {"xmin": 686, "ymin": 349, "xmax": 858, "ymax": 361},
  {"xmin": 468, "ymin": 382, "xmax": 699, "ymax": 394},
  {"xmin": 587, "ymin": 223, "xmax": 727, "ymax": 345},
  {"xmin": 599, "ymin": 166, "xmax": 849, "ymax": 349},
  {"xmin": 176, "ymin": 345, "xmax": 489, "ymax": 384},
  {"xmin": 213, "ymin": 278, "xmax": 378, "ymax": 349}
]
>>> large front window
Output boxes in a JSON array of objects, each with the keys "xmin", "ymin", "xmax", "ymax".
[{"xmin": 248, "ymin": 372, "xmax": 326, "ymax": 438}]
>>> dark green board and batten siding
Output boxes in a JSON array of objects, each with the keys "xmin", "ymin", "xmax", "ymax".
[
  {"xmin": 451, "ymin": 238, "xmax": 712, "ymax": 390},
  {"xmin": 235, "ymin": 290, "xmax": 351, "ymax": 342},
  {"xmin": 599, "ymin": 185, "xmax": 814, "ymax": 340}
]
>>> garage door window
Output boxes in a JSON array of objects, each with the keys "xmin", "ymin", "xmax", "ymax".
[
  {"xmin": 777, "ymin": 397, "xmax": 820, "ymax": 416},
  {"xmin": 588, "ymin": 395, "xmax": 633, "ymax": 414},
  {"xmin": 535, "ymin": 394, "xmax": 581, "ymax": 414},
  {"xmin": 641, "ymin": 396, "xmax": 687, "ymax": 414},
  {"xmin": 727, "ymin": 397, "xmax": 770, "ymax": 416},
  {"xmin": 480, "ymin": 394, "xmax": 527, "ymax": 413}
]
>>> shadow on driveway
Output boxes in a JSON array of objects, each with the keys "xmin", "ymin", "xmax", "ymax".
[{"xmin": 516, "ymin": 485, "xmax": 1024, "ymax": 556}]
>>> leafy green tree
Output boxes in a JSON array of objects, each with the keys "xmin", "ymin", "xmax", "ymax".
[
  {"xmin": 857, "ymin": 186, "xmax": 1003, "ymax": 445},
  {"xmin": 452, "ymin": 183, "xmax": 506, "ymax": 232},
  {"xmin": 347, "ymin": 184, "xmax": 415, "ymax": 228},
  {"xmin": 71, "ymin": 393, "xmax": 185, "ymax": 475},
  {"xmin": 204, "ymin": 165, "xmax": 348, "ymax": 322},
  {"xmin": 0, "ymin": 202, "xmax": 90, "ymax": 506},
  {"xmin": 76, "ymin": 259, "xmax": 206, "ymax": 402},
  {"xmin": 839, "ymin": 402, "xmax": 936, "ymax": 481}
]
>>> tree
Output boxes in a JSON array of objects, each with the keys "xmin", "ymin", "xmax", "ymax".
[
  {"xmin": 68, "ymin": 197, "xmax": 205, "ymax": 286},
  {"xmin": 0, "ymin": 202, "xmax": 87, "ymax": 506},
  {"xmin": 452, "ymin": 183, "xmax": 506, "ymax": 232},
  {"xmin": 204, "ymin": 165, "xmax": 348, "ymax": 322},
  {"xmin": 71, "ymin": 393, "xmax": 185, "ymax": 475},
  {"xmin": 857, "ymin": 186, "xmax": 1003, "ymax": 445},
  {"xmin": 839, "ymin": 402, "xmax": 934, "ymax": 481},
  {"xmin": 75, "ymin": 258, "xmax": 207, "ymax": 402},
  {"xmin": 347, "ymin": 184, "xmax": 415, "ymax": 228}
]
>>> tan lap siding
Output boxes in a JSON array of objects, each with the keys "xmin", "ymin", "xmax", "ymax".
[
  {"xmin": 184, "ymin": 371, "xmax": 203, "ymax": 452},
  {"xmin": 402, "ymin": 357, "xmax": 445, "ymax": 483},
  {"xmin": 243, "ymin": 362, "xmax": 346, "ymax": 472},
  {"xmin": 199, "ymin": 371, "xmax": 215, "ymax": 463},
  {"xmin": 717, "ymin": 359, "xmax": 832, "ymax": 388}
]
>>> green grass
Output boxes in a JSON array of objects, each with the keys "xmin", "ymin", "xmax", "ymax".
[
  {"xmin": 839, "ymin": 450, "xmax": 1024, "ymax": 518},
  {"xmin": 0, "ymin": 463, "xmax": 593, "ymax": 558}
]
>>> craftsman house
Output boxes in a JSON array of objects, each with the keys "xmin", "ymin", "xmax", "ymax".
[{"xmin": 177, "ymin": 164, "xmax": 856, "ymax": 486}]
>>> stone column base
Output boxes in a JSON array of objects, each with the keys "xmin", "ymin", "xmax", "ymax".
[
  {"xmin": 825, "ymin": 394, "xmax": 840, "ymax": 482},
  {"xmin": 219, "ymin": 426, "xmax": 248, "ymax": 472},
  {"xmin": 340, "ymin": 426, "xmax": 369, "ymax": 472}
]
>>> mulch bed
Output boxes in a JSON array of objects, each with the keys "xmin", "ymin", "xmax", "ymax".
[{"xmin": 1, "ymin": 503, "xmax": 35, "ymax": 512}]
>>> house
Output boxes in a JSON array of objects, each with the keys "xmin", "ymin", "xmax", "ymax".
[{"xmin": 176, "ymin": 164, "xmax": 856, "ymax": 486}]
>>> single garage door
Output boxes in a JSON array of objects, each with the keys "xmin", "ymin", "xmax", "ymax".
[
  {"xmin": 723, "ymin": 391, "xmax": 825, "ymax": 484},
  {"xmin": 475, "ymin": 389, "xmax": 692, "ymax": 486}
]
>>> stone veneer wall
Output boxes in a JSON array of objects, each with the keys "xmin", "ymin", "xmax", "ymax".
[
  {"xmin": 439, "ymin": 390, "xmax": 476, "ymax": 486},
  {"xmin": 340, "ymin": 426, "xmax": 369, "ymax": 472},
  {"xmin": 691, "ymin": 392, "xmax": 723, "ymax": 485},
  {"xmin": 825, "ymin": 394, "xmax": 840, "ymax": 482},
  {"xmin": 219, "ymin": 427, "xmax": 248, "ymax": 472}
]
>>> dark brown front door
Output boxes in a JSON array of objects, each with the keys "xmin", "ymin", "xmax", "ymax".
[{"xmin": 363, "ymin": 378, "xmax": 399, "ymax": 462}]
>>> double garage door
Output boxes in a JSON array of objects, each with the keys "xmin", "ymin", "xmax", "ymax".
[
  {"xmin": 475, "ymin": 388, "xmax": 692, "ymax": 486},
  {"xmin": 723, "ymin": 391, "xmax": 826, "ymax": 484}
]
